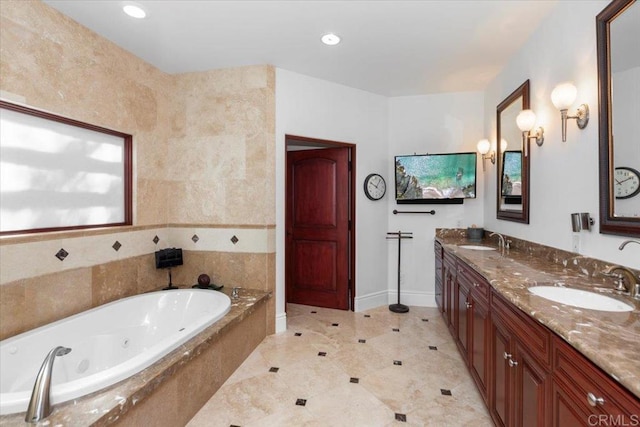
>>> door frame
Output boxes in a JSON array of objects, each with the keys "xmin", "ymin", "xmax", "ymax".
[{"xmin": 285, "ymin": 134, "xmax": 356, "ymax": 310}]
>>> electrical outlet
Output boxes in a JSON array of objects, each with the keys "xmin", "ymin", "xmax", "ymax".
[{"xmin": 572, "ymin": 234, "xmax": 580, "ymax": 253}]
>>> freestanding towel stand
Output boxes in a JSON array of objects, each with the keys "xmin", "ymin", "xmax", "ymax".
[{"xmin": 386, "ymin": 231, "xmax": 413, "ymax": 313}]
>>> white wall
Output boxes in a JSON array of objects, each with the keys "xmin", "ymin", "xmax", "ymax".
[
  {"xmin": 387, "ymin": 92, "xmax": 486, "ymax": 307},
  {"xmin": 483, "ymin": 0, "xmax": 639, "ymax": 269},
  {"xmin": 275, "ymin": 68, "xmax": 389, "ymax": 330}
]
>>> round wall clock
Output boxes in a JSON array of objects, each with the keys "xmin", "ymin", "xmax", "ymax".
[
  {"xmin": 614, "ymin": 167, "xmax": 640, "ymax": 199},
  {"xmin": 364, "ymin": 173, "xmax": 386, "ymax": 201}
]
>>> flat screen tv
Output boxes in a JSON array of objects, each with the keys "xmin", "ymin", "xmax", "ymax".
[
  {"xmin": 501, "ymin": 150, "xmax": 522, "ymax": 204},
  {"xmin": 395, "ymin": 152, "xmax": 477, "ymax": 204}
]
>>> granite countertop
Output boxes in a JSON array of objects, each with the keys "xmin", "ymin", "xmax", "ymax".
[
  {"xmin": 436, "ymin": 231, "xmax": 640, "ymax": 399},
  {"xmin": 0, "ymin": 287, "xmax": 271, "ymax": 427}
]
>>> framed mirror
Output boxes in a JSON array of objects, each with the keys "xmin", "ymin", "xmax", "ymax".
[
  {"xmin": 496, "ymin": 80, "xmax": 530, "ymax": 223},
  {"xmin": 597, "ymin": 0, "xmax": 640, "ymax": 237}
]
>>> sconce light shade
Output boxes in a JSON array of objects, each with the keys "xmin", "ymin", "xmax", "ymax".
[
  {"xmin": 551, "ymin": 82, "xmax": 577, "ymax": 110},
  {"xmin": 516, "ymin": 109, "xmax": 544, "ymax": 156},
  {"xmin": 477, "ymin": 139, "xmax": 491, "ymax": 155},
  {"xmin": 477, "ymin": 139, "xmax": 495, "ymax": 171},
  {"xmin": 516, "ymin": 109, "xmax": 537, "ymax": 132},
  {"xmin": 551, "ymin": 81, "xmax": 588, "ymax": 142},
  {"xmin": 500, "ymin": 138, "xmax": 508, "ymax": 152}
]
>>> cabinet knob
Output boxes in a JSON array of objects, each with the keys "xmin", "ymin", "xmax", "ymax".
[
  {"xmin": 587, "ymin": 392, "xmax": 605, "ymax": 407},
  {"xmin": 508, "ymin": 358, "xmax": 518, "ymax": 367},
  {"xmin": 465, "ymin": 302, "xmax": 472, "ymax": 308},
  {"xmin": 473, "ymin": 282, "xmax": 480, "ymax": 287},
  {"xmin": 503, "ymin": 352, "xmax": 512, "ymax": 360}
]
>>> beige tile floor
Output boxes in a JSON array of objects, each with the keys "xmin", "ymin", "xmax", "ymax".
[{"xmin": 187, "ymin": 304, "xmax": 493, "ymax": 427}]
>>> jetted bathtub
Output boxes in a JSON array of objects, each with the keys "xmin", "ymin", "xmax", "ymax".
[{"xmin": 0, "ymin": 289, "xmax": 231, "ymax": 415}]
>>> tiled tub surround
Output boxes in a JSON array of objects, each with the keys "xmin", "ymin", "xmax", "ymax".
[
  {"xmin": 435, "ymin": 228, "xmax": 640, "ymax": 399},
  {"xmin": 0, "ymin": 288, "xmax": 270, "ymax": 426},
  {"xmin": 0, "ymin": 225, "xmax": 276, "ymax": 341}
]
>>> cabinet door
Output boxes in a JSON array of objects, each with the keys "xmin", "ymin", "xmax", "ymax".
[
  {"xmin": 513, "ymin": 342, "xmax": 549, "ymax": 427},
  {"xmin": 491, "ymin": 314, "xmax": 512, "ymax": 427},
  {"xmin": 456, "ymin": 277, "xmax": 470, "ymax": 362},
  {"xmin": 470, "ymin": 296, "xmax": 489, "ymax": 404},
  {"xmin": 551, "ymin": 378, "xmax": 590, "ymax": 427}
]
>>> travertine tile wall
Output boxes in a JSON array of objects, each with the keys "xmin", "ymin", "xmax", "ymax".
[{"xmin": 0, "ymin": 0, "xmax": 275, "ymax": 339}]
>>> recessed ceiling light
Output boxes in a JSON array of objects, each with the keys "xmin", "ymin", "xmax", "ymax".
[
  {"xmin": 123, "ymin": 2, "xmax": 146, "ymax": 19},
  {"xmin": 321, "ymin": 33, "xmax": 341, "ymax": 46}
]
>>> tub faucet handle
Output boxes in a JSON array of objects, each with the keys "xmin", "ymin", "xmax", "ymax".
[{"xmin": 232, "ymin": 287, "xmax": 240, "ymax": 299}]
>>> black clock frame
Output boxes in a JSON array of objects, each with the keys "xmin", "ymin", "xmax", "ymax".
[
  {"xmin": 614, "ymin": 166, "xmax": 640, "ymax": 199},
  {"xmin": 364, "ymin": 173, "xmax": 386, "ymax": 201}
]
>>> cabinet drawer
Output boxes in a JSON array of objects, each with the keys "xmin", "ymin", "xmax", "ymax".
[
  {"xmin": 552, "ymin": 336, "xmax": 640, "ymax": 419},
  {"xmin": 491, "ymin": 290, "xmax": 552, "ymax": 368},
  {"xmin": 457, "ymin": 263, "xmax": 489, "ymax": 304}
]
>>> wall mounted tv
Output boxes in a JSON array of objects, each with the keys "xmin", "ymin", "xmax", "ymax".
[{"xmin": 395, "ymin": 152, "xmax": 477, "ymax": 204}]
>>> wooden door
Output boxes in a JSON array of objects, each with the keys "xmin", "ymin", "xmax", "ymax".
[
  {"xmin": 286, "ymin": 148, "xmax": 349, "ymax": 309},
  {"xmin": 456, "ymin": 279, "xmax": 470, "ymax": 362}
]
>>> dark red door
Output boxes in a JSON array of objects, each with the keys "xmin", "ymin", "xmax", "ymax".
[{"xmin": 286, "ymin": 147, "xmax": 349, "ymax": 309}]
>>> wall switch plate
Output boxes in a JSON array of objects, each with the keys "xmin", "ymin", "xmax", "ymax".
[{"xmin": 572, "ymin": 234, "xmax": 580, "ymax": 253}]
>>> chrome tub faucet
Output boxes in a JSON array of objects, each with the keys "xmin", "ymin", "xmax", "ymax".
[{"xmin": 25, "ymin": 346, "xmax": 71, "ymax": 423}]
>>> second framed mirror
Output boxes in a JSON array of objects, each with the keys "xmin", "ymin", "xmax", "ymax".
[{"xmin": 497, "ymin": 80, "xmax": 530, "ymax": 223}]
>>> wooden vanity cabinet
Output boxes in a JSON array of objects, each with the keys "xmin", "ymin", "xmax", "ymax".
[
  {"xmin": 436, "ymin": 246, "xmax": 640, "ymax": 427},
  {"xmin": 551, "ymin": 336, "xmax": 640, "ymax": 427},
  {"xmin": 490, "ymin": 290, "xmax": 551, "ymax": 427},
  {"xmin": 434, "ymin": 241, "xmax": 444, "ymax": 313}
]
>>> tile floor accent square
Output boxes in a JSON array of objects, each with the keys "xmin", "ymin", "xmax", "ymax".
[
  {"xmin": 358, "ymin": 339, "xmax": 366, "ymax": 343},
  {"xmin": 269, "ymin": 367, "xmax": 279, "ymax": 373},
  {"xmin": 395, "ymin": 413, "xmax": 407, "ymax": 422},
  {"xmin": 364, "ymin": 314, "xmax": 371, "ymax": 318},
  {"xmin": 350, "ymin": 377, "xmax": 359, "ymax": 383},
  {"xmin": 429, "ymin": 346, "xmax": 438, "ymax": 350},
  {"xmin": 392, "ymin": 328, "xmax": 400, "ymax": 332},
  {"xmin": 294, "ymin": 332, "xmax": 302, "ymax": 336},
  {"xmin": 441, "ymin": 389, "xmax": 452, "ymax": 396},
  {"xmin": 295, "ymin": 399, "xmax": 307, "ymax": 406},
  {"xmin": 422, "ymin": 318, "xmax": 429, "ymax": 322},
  {"xmin": 311, "ymin": 311, "xmax": 317, "ymax": 313},
  {"xmin": 331, "ymin": 323, "xmax": 339, "ymax": 326},
  {"xmin": 318, "ymin": 352, "xmax": 327, "ymax": 357},
  {"xmin": 230, "ymin": 425, "xmax": 241, "ymax": 427},
  {"xmin": 393, "ymin": 360, "xmax": 402, "ymax": 366}
]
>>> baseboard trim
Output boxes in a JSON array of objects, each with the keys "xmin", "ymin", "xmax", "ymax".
[
  {"xmin": 354, "ymin": 290, "xmax": 388, "ymax": 312},
  {"xmin": 275, "ymin": 311, "xmax": 287, "ymax": 333},
  {"xmin": 388, "ymin": 290, "xmax": 436, "ymax": 307}
]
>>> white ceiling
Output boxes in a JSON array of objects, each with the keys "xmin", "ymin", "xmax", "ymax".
[{"xmin": 43, "ymin": 0, "xmax": 558, "ymax": 97}]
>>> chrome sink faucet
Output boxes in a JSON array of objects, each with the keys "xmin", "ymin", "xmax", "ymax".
[
  {"xmin": 25, "ymin": 346, "xmax": 71, "ymax": 423},
  {"xmin": 619, "ymin": 239, "xmax": 640, "ymax": 250},
  {"xmin": 613, "ymin": 240, "xmax": 640, "ymax": 299},
  {"xmin": 601, "ymin": 265, "xmax": 640, "ymax": 300},
  {"xmin": 490, "ymin": 232, "xmax": 510, "ymax": 249}
]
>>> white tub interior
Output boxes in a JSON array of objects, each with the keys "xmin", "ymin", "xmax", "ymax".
[{"xmin": 0, "ymin": 289, "xmax": 231, "ymax": 415}]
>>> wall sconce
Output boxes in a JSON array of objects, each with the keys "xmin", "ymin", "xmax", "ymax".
[
  {"xmin": 476, "ymin": 139, "xmax": 495, "ymax": 171},
  {"xmin": 551, "ymin": 82, "xmax": 589, "ymax": 142},
  {"xmin": 516, "ymin": 109, "xmax": 544, "ymax": 157}
]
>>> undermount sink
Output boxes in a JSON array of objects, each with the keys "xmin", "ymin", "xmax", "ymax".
[
  {"xmin": 529, "ymin": 286, "xmax": 634, "ymax": 312},
  {"xmin": 458, "ymin": 245, "xmax": 496, "ymax": 251}
]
